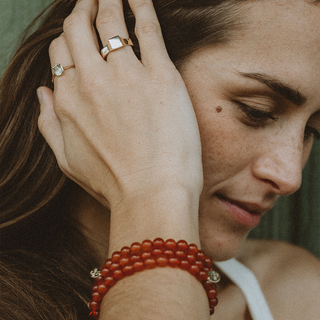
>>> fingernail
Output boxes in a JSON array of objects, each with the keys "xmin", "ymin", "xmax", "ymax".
[{"xmin": 36, "ymin": 88, "xmax": 43, "ymax": 104}]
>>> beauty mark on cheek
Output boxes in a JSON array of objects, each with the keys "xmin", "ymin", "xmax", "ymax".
[{"xmin": 215, "ymin": 106, "xmax": 222, "ymax": 113}]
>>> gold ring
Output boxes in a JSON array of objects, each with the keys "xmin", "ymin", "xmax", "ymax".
[
  {"xmin": 101, "ymin": 36, "xmax": 133, "ymax": 60},
  {"xmin": 52, "ymin": 64, "xmax": 75, "ymax": 83}
]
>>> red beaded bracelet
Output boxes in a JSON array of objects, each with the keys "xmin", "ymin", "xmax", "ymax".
[{"xmin": 88, "ymin": 238, "xmax": 220, "ymax": 319}]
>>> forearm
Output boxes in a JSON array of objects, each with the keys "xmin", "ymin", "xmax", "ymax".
[
  {"xmin": 100, "ymin": 268, "xmax": 210, "ymax": 320},
  {"xmin": 100, "ymin": 187, "xmax": 209, "ymax": 320}
]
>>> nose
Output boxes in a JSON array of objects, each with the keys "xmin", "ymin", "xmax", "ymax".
[{"xmin": 252, "ymin": 140, "xmax": 303, "ymax": 196}]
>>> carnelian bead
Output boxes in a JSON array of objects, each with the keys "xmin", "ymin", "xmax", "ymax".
[
  {"xmin": 130, "ymin": 254, "xmax": 142, "ymax": 264},
  {"xmin": 189, "ymin": 264, "xmax": 200, "ymax": 275},
  {"xmin": 120, "ymin": 246, "xmax": 131, "ymax": 257},
  {"xmin": 89, "ymin": 310, "xmax": 99, "ymax": 319},
  {"xmin": 153, "ymin": 238, "xmax": 165, "ymax": 249},
  {"xmin": 195, "ymin": 260, "xmax": 204, "ymax": 269},
  {"xmin": 168, "ymin": 257, "xmax": 180, "ymax": 268},
  {"xmin": 165, "ymin": 239, "xmax": 176, "ymax": 251},
  {"xmin": 156, "ymin": 256, "xmax": 168, "ymax": 267},
  {"xmin": 196, "ymin": 250, "xmax": 206, "ymax": 261},
  {"xmin": 196, "ymin": 270, "xmax": 208, "ymax": 281},
  {"xmin": 141, "ymin": 252, "xmax": 152, "ymax": 260},
  {"xmin": 111, "ymin": 251, "xmax": 121, "ymax": 263},
  {"xmin": 123, "ymin": 265, "xmax": 135, "ymax": 276},
  {"xmin": 175, "ymin": 250, "xmax": 187, "ymax": 259},
  {"xmin": 113, "ymin": 269, "xmax": 124, "ymax": 280},
  {"xmin": 119, "ymin": 257, "xmax": 130, "ymax": 267},
  {"xmin": 210, "ymin": 308, "xmax": 214, "ymax": 315},
  {"xmin": 209, "ymin": 298, "xmax": 218, "ymax": 308},
  {"xmin": 133, "ymin": 261, "xmax": 145, "ymax": 272},
  {"xmin": 203, "ymin": 267, "xmax": 210, "ymax": 273},
  {"xmin": 142, "ymin": 240, "xmax": 153, "ymax": 252},
  {"xmin": 89, "ymin": 301, "xmax": 99, "ymax": 311},
  {"xmin": 109, "ymin": 263, "xmax": 120, "ymax": 272},
  {"xmin": 187, "ymin": 254, "xmax": 196, "ymax": 264},
  {"xmin": 208, "ymin": 288, "xmax": 217, "ymax": 299},
  {"xmin": 105, "ymin": 260, "xmax": 112, "ymax": 268},
  {"xmin": 100, "ymin": 267, "xmax": 111, "ymax": 277},
  {"xmin": 145, "ymin": 258, "xmax": 156, "ymax": 269},
  {"xmin": 176, "ymin": 240, "xmax": 188, "ymax": 251},
  {"xmin": 94, "ymin": 275, "xmax": 103, "ymax": 286},
  {"xmin": 188, "ymin": 243, "xmax": 198, "ymax": 254},
  {"xmin": 92, "ymin": 285, "xmax": 98, "ymax": 292},
  {"xmin": 97, "ymin": 284, "xmax": 108, "ymax": 294},
  {"xmin": 203, "ymin": 280, "xmax": 215, "ymax": 290},
  {"xmin": 131, "ymin": 242, "xmax": 142, "ymax": 255},
  {"xmin": 180, "ymin": 259, "xmax": 191, "ymax": 270},
  {"xmin": 104, "ymin": 276, "xmax": 116, "ymax": 287},
  {"xmin": 152, "ymin": 248, "xmax": 163, "ymax": 256},
  {"xmin": 92, "ymin": 292, "xmax": 102, "ymax": 302},
  {"xmin": 164, "ymin": 249, "xmax": 174, "ymax": 258},
  {"xmin": 204, "ymin": 257, "xmax": 213, "ymax": 268}
]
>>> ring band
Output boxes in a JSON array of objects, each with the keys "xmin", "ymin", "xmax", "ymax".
[
  {"xmin": 101, "ymin": 36, "xmax": 133, "ymax": 60},
  {"xmin": 52, "ymin": 64, "xmax": 75, "ymax": 83}
]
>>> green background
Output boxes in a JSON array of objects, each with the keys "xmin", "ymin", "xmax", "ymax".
[{"xmin": 1, "ymin": 0, "xmax": 319, "ymax": 259}]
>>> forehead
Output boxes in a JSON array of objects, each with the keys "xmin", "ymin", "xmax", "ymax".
[
  {"xmin": 238, "ymin": 0, "xmax": 320, "ymax": 55},
  {"xmin": 224, "ymin": 0, "xmax": 320, "ymax": 101}
]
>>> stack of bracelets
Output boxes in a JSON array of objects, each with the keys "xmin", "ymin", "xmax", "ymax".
[{"xmin": 89, "ymin": 238, "xmax": 220, "ymax": 319}]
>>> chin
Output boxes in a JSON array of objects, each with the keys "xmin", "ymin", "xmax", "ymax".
[{"xmin": 199, "ymin": 223, "xmax": 250, "ymax": 262}]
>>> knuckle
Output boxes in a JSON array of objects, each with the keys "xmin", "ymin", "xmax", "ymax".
[
  {"xmin": 135, "ymin": 20, "xmax": 160, "ymax": 37},
  {"xmin": 63, "ymin": 11, "xmax": 86, "ymax": 34},
  {"xmin": 54, "ymin": 94, "xmax": 73, "ymax": 119},
  {"xmin": 49, "ymin": 36, "xmax": 64, "ymax": 56},
  {"xmin": 96, "ymin": 6, "xmax": 122, "ymax": 32}
]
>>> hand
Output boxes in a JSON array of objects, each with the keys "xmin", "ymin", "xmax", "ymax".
[{"xmin": 37, "ymin": 0, "xmax": 203, "ymax": 216}]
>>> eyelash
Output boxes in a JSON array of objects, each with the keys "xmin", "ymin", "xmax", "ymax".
[
  {"xmin": 237, "ymin": 102, "xmax": 320, "ymax": 141},
  {"xmin": 237, "ymin": 102, "xmax": 278, "ymax": 126}
]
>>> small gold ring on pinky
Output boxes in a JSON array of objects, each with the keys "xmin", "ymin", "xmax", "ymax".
[
  {"xmin": 101, "ymin": 36, "xmax": 133, "ymax": 60},
  {"xmin": 52, "ymin": 64, "xmax": 75, "ymax": 83}
]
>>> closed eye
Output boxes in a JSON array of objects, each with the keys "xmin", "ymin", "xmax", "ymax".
[{"xmin": 236, "ymin": 102, "xmax": 278, "ymax": 127}]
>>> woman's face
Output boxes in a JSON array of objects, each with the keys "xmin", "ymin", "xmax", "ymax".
[{"xmin": 180, "ymin": 0, "xmax": 320, "ymax": 260}]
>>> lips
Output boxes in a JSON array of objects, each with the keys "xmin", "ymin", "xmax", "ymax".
[
  {"xmin": 216, "ymin": 194, "xmax": 270, "ymax": 215},
  {"xmin": 215, "ymin": 193, "xmax": 272, "ymax": 228}
]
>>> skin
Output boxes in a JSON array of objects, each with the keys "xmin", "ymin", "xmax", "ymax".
[
  {"xmin": 179, "ymin": 0, "xmax": 320, "ymax": 261},
  {"xmin": 37, "ymin": 0, "xmax": 320, "ymax": 319}
]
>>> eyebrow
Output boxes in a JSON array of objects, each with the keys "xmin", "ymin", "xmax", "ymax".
[{"xmin": 238, "ymin": 72, "xmax": 307, "ymax": 106}]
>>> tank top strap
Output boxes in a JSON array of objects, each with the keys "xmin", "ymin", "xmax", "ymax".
[{"xmin": 214, "ymin": 259, "xmax": 274, "ymax": 320}]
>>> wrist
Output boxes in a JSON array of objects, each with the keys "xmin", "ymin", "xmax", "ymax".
[{"xmin": 108, "ymin": 185, "xmax": 201, "ymax": 253}]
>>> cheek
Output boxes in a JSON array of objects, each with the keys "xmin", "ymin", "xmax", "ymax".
[{"xmin": 194, "ymin": 103, "xmax": 250, "ymax": 181}]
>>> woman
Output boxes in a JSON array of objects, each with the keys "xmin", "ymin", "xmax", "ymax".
[{"xmin": 0, "ymin": 0, "xmax": 320, "ymax": 319}]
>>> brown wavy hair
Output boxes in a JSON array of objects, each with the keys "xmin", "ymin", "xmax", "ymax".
[{"xmin": 4, "ymin": 0, "xmax": 319, "ymax": 318}]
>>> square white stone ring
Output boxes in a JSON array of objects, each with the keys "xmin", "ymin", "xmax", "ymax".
[{"xmin": 101, "ymin": 36, "xmax": 134, "ymax": 60}]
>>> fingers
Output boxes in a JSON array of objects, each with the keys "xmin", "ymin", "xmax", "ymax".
[
  {"xmin": 97, "ymin": 0, "xmax": 169, "ymax": 65},
  {"xmin": 97, "ymin": 0, "xmax": 128, "ymax": 42},
  {"xmin": 37, "ymin": 86, "xmax": 67, "ymax": 170},
  {"xmin": 97, "ymin": 0, "xmax": 135, "ymax": 63},
  {"xmin": 60, "ymin": 0, "xmax": 170, "ymax": 68},
  {"xmin": 63, "ymin": 0, "xmax": 101, "ymax": 67},
  {"xmin": 129, "ymin": 0, "xmax": 170, "ymax": 66},
  {"xmin": 49, "ymin": 34, "xmax": 75, "ymax": 87}
]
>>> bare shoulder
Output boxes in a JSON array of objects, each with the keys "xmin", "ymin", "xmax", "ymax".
[{"xmin": 236, "ymin": 239, "xmax": 320, "ymax": 320}]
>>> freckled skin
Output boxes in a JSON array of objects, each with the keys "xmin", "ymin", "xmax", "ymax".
[{"xmin": 179, "ymin": 0, "xmax": 320, "ymax": 261}]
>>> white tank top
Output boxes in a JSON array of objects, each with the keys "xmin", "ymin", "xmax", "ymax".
[{"xmin": 214, "ymin": 259, "xmax": 274, "ymax": 320}]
